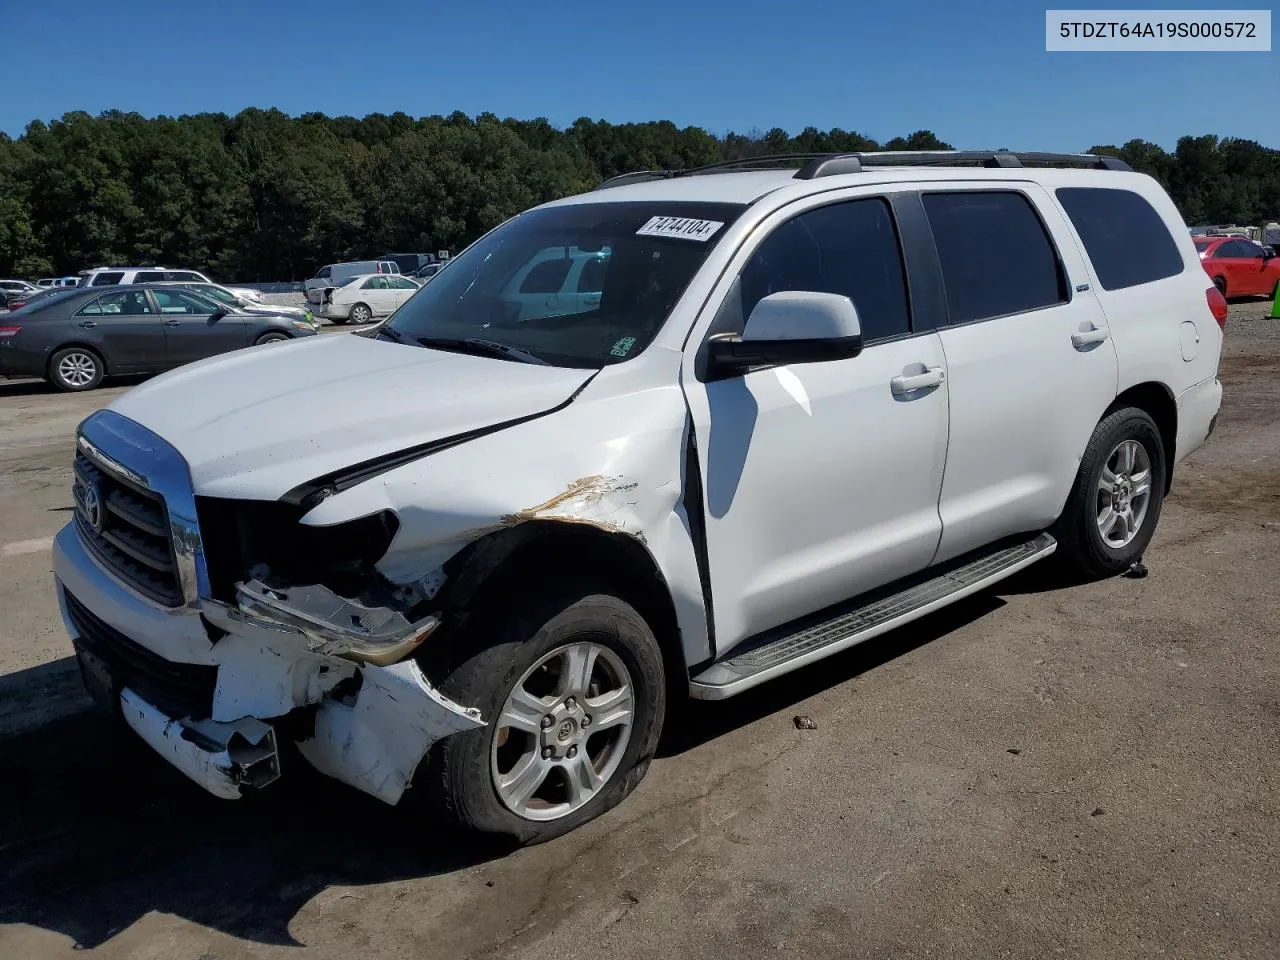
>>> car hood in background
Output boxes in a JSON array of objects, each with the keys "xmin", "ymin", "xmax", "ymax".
[{"xmin": 106, "ymin": 334, "xmax": 593, "ymax": 500}]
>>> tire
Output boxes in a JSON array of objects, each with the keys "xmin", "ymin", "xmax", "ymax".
[
  {"xmin": 48, "ymin": 346, "xmax": 104, "ymax": 392},
  {"xmin": 1213, "ymin": 276, "xmax": 1227, "ymax": 297},
  {"xmin": 1052, "ymin": 406, "xmax": 1166, "ymax": 579},
  {"xmin": 349, "ymin": 303, "xmax": 372, "ymax": 325},
  {"xmin": 427, "ymin": 585, "xmax": 666, "ymax": 845},
  {"xmin": 255, "ymin": 331, "xmax": 291, "ymax": 345}
]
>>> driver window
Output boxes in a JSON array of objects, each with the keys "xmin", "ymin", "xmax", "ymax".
[{"xmin": 736, "ymin": 198, "xmax": 911, "ymax": 344}]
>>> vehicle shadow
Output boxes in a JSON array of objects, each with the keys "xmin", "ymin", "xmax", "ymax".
[
  {"xmin": 659, "ymin": 592, "xmax": 1005, "ymax": 757},
  {"xmin": 0, "ymin": 712, "xmax": 513, "ymax": 949},
  {"xmin": 0, "ymin": 375, "xmax": 149, "ymax": 397},
  {"xmin": 2, "ymin": 591, "xmax": 1009, "ymax": 950}
]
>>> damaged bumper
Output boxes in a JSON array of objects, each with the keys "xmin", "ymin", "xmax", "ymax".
[
  {"xmin": 120, "ymin": 688, "xmax": 280, "ymax": 800},
  {"xmin": 53, "ymin": 523, "xmax": 483, "ymax": 805}
]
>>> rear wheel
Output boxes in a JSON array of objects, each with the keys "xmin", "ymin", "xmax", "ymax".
[
  {"xmin": 48, "ymin": 347, "xmax": 104, "ymax": 392},
  {"xmin": 349, "ymin": 303, "xmax": 372, "ymax": 325},
  {"xmin": 1213, "ymin": 276, "xmax": 1227, "ymax": 297},
  {"xmin": 1053, "ymin": 406, "xmax": 1166, "ymax": 579},
  {"xmin": 427, "ymin": 586, "xmax": 666, "ymax": 844}
]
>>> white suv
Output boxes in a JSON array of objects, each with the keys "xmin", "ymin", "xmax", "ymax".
[
  {"xmin": 77, "ymin": 266, "xmax": 264, "ymax": 302},
  {"xmin": 53, "ymin": 151, "xmax": 1223, "ymax": 844}
]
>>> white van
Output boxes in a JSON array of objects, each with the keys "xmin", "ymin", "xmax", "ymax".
[{"xmin": 304, "ymin": 260, "xmax": 400, "ymax": 304}]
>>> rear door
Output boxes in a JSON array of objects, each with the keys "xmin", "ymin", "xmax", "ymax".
[
  {"xmin": 356, "ymin": 276, "xmax": 398, "ymax": 315},
  {"xmin": 922, "ymin": 184, "xmax": 1119, "ymax": 564},
  {"xmin": 388, "ymin": 275, "xmax": 419, "ymax": 307},
  {"xmin": 152, "ymin": 288, "xmax": 248, "ymax": 365},
  {"xmin": 72, "ymin": 290, "xmax": 165, "ymax": 371}
]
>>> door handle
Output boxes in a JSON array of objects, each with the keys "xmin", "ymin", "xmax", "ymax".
[
  {"xmin": 164, "ymin": 319, "xmax": 182, "ymax": 327},
  {"xmin": 890, "ymin": 365, "xmax": 946, "ymax": 396},
  {"xmin": 1071, "ymin": 325, "xmax": 1110, "ymax": 349},
  {"xmin": 77, "ymin": 321, "xmax": 99, "ymax": 328}
]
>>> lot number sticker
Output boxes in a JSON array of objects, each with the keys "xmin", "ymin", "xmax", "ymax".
[{"xmin": 636, "ymin": 216, "xmax": 724, "ymax": 242}]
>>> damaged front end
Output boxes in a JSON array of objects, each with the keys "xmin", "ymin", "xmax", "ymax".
[{"xmin": 188, "ymin": 497, "xmax": 484, "ymax": 805}]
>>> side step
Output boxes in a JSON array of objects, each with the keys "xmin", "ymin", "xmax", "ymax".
[{"xmin": 689, "ymin": 532, "xmax": 1057, "ymax": 700}]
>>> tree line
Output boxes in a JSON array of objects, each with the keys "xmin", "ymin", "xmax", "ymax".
[{"xmin": 0, "ymin": 109, "xmax": 1277, "ymax": 281}]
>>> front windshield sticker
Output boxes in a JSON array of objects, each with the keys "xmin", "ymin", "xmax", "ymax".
[
  {"xmin": 609, "ymin": 336, "xmax": 637, "ymax": 358},
  {"xmin": 635, "ymin": 216, "xmax": 724, "ymax": 242}
]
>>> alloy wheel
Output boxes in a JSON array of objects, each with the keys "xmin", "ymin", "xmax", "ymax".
[
  {"xmin": 1096, "ymin": 439, "xmax": 1153, "ymax": 548},
  {"xmin": 490, "ymin": 641, "xmax": 634, "ymax": 822},
  {"xmin": 57, "ymin": 352, "xmax": 98, "ymax": 388}
]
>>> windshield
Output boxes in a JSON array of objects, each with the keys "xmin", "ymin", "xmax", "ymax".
[{"xmin": 382, "ymin": 201, "xmax": 744, "ymax": 367}]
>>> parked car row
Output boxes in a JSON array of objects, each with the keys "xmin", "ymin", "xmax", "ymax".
[{"xmin": 0, "ymin": 283, "xmax": 316, "ymax": 391}]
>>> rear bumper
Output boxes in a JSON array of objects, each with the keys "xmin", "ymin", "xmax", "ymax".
[{"xmin": 1175, "ymin": 375, "xmax": 1223, "ymax": 465}]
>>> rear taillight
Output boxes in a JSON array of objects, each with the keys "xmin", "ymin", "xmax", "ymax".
[
  {"xmin": 1206, "ymin": 287, "xmax": 1228, "ymax": 331},
  {"xmin": 0, "ymin": 324, "xmax": 21, "ymax": 338}
]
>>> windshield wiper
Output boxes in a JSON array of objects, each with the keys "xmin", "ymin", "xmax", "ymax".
[
  {"xmin": 414, "ymin": 335, "xmax": 549, "ymax": 366},
  {"xmin": 376, "ymin": 325, "xmax": 408, "ymax": 343}
]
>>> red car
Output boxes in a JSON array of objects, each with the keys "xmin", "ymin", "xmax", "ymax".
[{"xmin": 1194, "ymin": 235, "xmax": 1280, "ymax": 299}]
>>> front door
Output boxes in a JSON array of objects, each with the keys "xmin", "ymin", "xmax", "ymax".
[
  {"xmin": 682, "ymin": 194, "xmax": 951, "ymax": 654},
  {"xmin": 920, "ymin": 185, "xmax": 1119, "ymax": 563},
  {"xmin": 151, "ymin": 288, "xmax": 248, "ymax": 366}
]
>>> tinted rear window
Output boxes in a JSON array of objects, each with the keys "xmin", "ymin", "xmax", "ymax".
[
  {"xmin": 923, "ymin": 191, "xmax": 1068, "ymax": 325},
  {"xmin": 1056, "ymin": 187, "xmax": 1184, "ymax": 291},
  {"xmin": 90, "ymin": 272, "xmax": 125, "ymax": 286}
]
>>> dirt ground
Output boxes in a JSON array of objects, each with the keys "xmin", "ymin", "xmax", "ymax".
[{"xmin": 1, "ymin": 302, "xmax": 1277, "ymax": 959}]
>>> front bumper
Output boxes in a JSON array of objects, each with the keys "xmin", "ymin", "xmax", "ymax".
[{"xmin": 53, "ymin": 522, "xmax": 483, "ymax": 804}]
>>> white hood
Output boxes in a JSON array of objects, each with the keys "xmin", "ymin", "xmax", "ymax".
[{"xmin": 107, "ymin": 334, "xmax": 593, "ymax": 501}]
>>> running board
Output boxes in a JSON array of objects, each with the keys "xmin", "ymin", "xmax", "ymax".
[{"xmin": 689, "ymin": 532, "xmax": 1057, "ymax": 700}]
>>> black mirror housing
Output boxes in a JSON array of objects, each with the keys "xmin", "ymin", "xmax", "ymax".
[{"xmin": 706, "ymin": 333, "xmax": 863, "ymax": 379}]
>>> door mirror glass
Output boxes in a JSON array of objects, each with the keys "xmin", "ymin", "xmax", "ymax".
[{"xmin": 707, "ymin": 291, "xmax": 864, "ymax": 379}]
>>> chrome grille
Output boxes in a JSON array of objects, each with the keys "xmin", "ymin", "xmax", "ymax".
[{"xmin": 73, "ymin": 451, "xmax": 183, "ymax": 607}]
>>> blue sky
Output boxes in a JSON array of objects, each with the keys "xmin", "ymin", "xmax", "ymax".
[{"xmin": 1, "ymin": 0, "xmax": 1276, "ymax": 151}]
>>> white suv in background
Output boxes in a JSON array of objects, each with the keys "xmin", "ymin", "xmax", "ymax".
[
  {"xmin": 77, "ymin": 266, "xmax": 264, "ymax": 302},
  {"xmin": 53, "ymin": 151, "xmax": 1222, "ymax": 845}
]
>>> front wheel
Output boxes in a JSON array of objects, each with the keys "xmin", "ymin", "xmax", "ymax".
[
  {"xmin": 1053, "ymin": 406, "xmax": 1166, "ymax": 579},
  {"xmin": 428, "ymin": 587, "xmax": 666, "ymax": 845},
  {"xmin": 255, "ymin": 332, "xmax": 290, "ymax": 345}
]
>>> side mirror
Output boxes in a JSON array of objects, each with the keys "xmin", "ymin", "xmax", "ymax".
[
  {"xmin": 1263, "ymin": 246, "xmax": 1276, "ymax": 260},
  {"xmin": 706, "ymin": 291, "xmax": 863, "ymax": 380},
  {"xmin": 209, "ymin": 308, "xmax": 229, "ymax": 322}
]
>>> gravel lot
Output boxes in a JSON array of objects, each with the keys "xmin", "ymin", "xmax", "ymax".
[{"xmin": 1, "ymin": 301, "xmax": 1276, "ymax": 960}]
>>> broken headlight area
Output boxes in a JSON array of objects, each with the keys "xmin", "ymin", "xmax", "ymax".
[{"xmin": 197, "ymin": 499, "xmax": 436, "ymax": 665}]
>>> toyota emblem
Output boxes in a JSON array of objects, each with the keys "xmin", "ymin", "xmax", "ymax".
[{"xmin": 81, "ymin": 480, "xmax": 104, "ymax": 533}]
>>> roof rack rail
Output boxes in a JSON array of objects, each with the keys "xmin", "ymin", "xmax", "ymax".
[
  {"xmin": 594, "ymin": 150, "xmax": 1132, "ymax": 190},
  {"xmin": 794, "ymin": 151, "xmax": 1132, "ymax": 178}
]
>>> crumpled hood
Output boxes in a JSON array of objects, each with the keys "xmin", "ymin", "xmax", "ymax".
[{"xmin": 107, "ymin": 334, "xmax": 593, "ymax": 501}]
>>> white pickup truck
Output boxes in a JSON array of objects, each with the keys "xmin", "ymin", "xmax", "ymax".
[{"xmin": 53, "ymin": 151, "xmax": 1223, "ymax": 844}]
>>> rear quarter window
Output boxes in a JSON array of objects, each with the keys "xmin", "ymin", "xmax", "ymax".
[
  {"xmin": 90, "ymin": 272, "xmax": 125, "ymax": 286},
  {"xmin": 1055, "ymin": 187, "xmax": 1184, "ymax": 291}
]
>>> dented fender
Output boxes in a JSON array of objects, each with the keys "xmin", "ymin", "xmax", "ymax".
[{"xmin": 297, "ymin": 364, "xmax": 713, "ymax": 667}]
